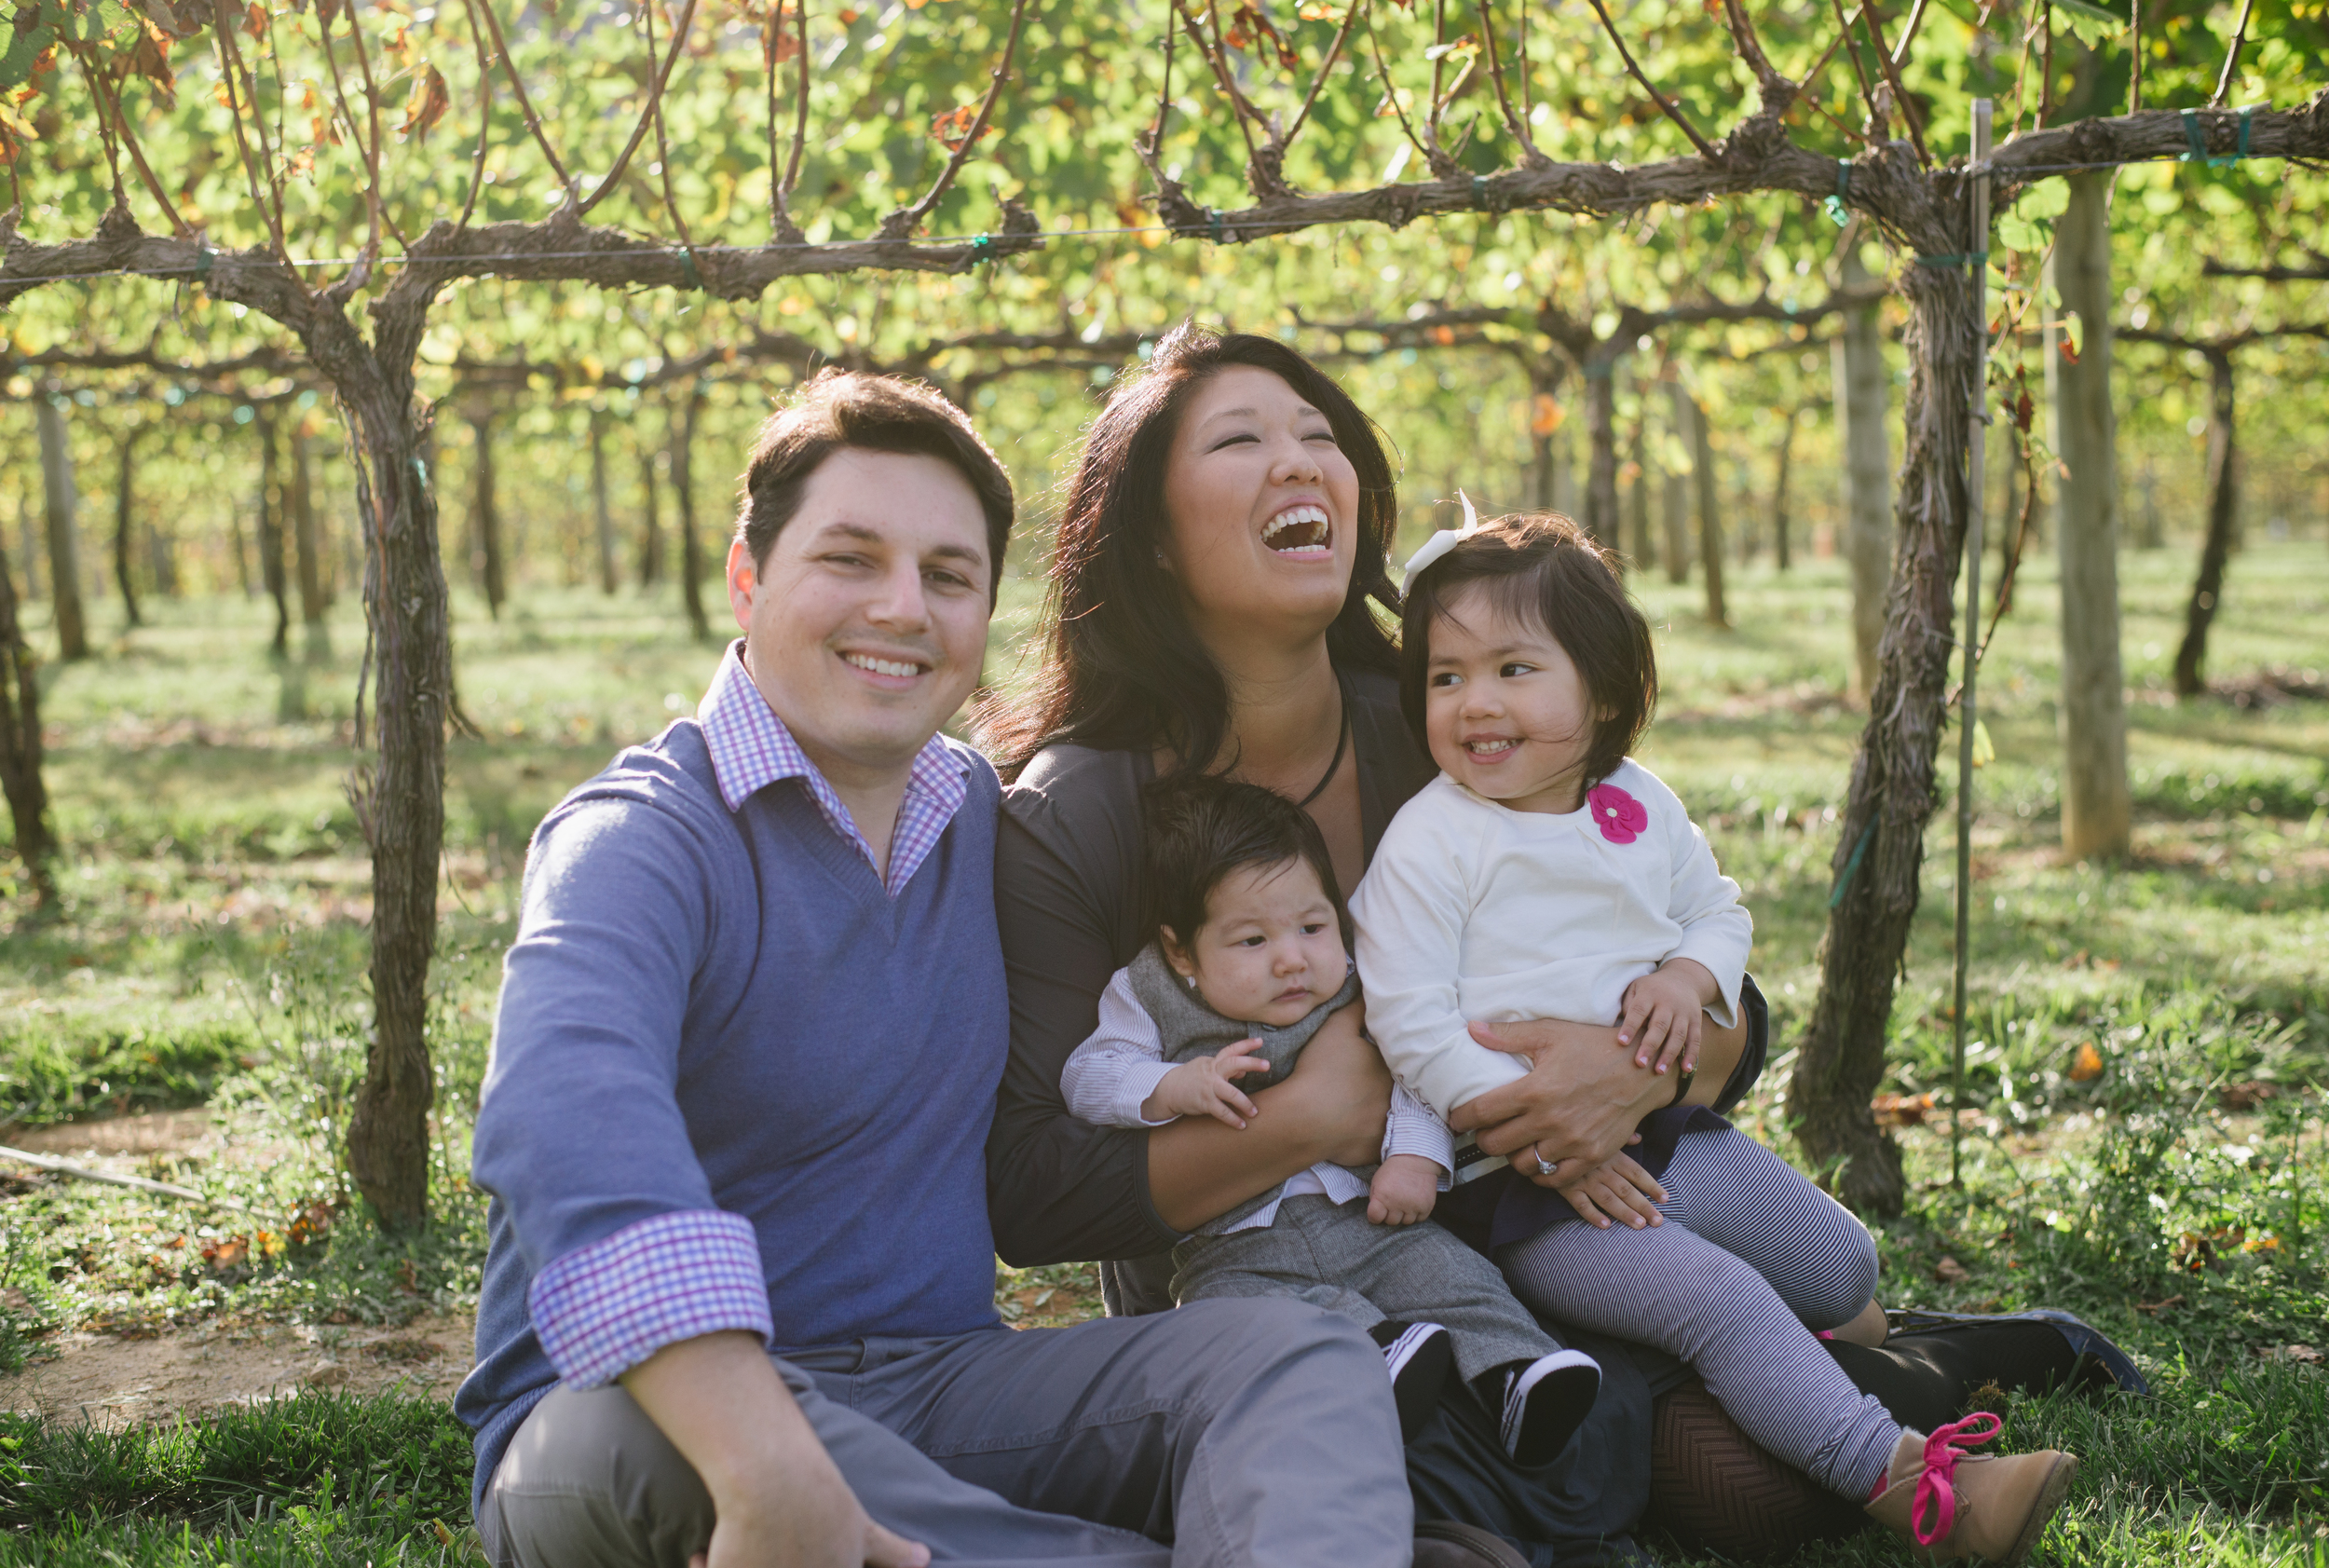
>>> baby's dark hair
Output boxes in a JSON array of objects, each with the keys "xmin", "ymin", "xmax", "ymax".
[
  {"xmin": 1399, "ymin": 511, "xmax": 1658, "ymax": 791},
  {"xmin": 1142, "ymin": 772, "xmax": 1354, "ymax": 953}
]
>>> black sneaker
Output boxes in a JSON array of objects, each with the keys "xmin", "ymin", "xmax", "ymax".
[
  {"xmin": 1369, "ymin": 1319, "xmax": 1455, "ymax": 1442},
  {"xmin": 1496, "ymin": 1349, "xmax": 1600, "ymax": 1465}
]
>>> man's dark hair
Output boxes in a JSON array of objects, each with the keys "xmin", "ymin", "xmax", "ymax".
[
  {"xmin": 1142, "ymin": 772, "xmax": 1354, "ymax": 953},
  {"xmin": 733, "ymin": 368, "xmax": 1015, "ymax": 599},
  {"xmin": 977, "ymin": 323, "xmax": 1402, "ymax": 776},
  {"xmin": 1398, "ymin": 511, "xmax": 1658, "ymax": 792}
]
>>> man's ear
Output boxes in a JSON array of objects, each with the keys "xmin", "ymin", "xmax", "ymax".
[
  {"xmin": 726, "ymin": 537, "xmax": 758, "ymax": 632},
  {"xmin": 1158, "ymin": 926, "xmax": 1198, "ymax": 978}
]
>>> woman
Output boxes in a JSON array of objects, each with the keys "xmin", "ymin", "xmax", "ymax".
[{"xmin": 979, "ymin": 327, "xmax": 2124, "ymax": 1564}]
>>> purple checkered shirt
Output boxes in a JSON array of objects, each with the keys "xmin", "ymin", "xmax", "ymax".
[
  {"xmin": 697, "ymin": 639, "xmax": 971, "ymax": 897},
  {"xmin": 524, "ymin": 641, "xmax": 975, "ymax": 1388}
]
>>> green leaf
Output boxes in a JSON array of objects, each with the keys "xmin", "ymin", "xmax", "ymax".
[
  {"xmin": 2050, "ymin": 0, "xmax": 2126, "ymax": 45},
  {"xmin": 0, "ymin": 21, "xmax": 58, "ymax": 93}
]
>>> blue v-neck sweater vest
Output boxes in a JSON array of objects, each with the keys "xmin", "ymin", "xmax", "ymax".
[{"xmin": 456, "ymin": 720, "xmax": 1007, "ymax": 1505}]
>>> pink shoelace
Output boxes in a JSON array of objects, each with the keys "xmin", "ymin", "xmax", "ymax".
[{"xmin": 1904, "ymin": 1412, "xmax": 2004, "ymax": 1545}]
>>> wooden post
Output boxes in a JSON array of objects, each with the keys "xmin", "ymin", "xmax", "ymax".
[
  {"xmin": 2047, "ymin": 170, "xmax": 2132, "ymax": 859},
  {"xmin": 1950, "ymin": 100, "xmax": 1993, "ymax": 1190}
]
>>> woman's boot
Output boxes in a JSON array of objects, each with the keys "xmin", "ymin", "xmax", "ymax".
[{"xmin": 1863, "ymin": 1414, "xmax": 2077, "ymax": 1566}]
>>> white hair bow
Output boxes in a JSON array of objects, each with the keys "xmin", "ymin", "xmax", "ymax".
[{"xmin": 1400, "ymin": 490, "xmax": 1482, "ymax": 584}]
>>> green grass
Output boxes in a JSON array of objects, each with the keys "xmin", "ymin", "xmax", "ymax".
[{"xmin": 4, "ymin": 539, "xmax": 2326, "ymax": 1562}]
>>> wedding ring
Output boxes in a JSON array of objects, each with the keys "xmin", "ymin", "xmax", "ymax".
[{"xmin": 1533, "ymin": 1149, "xmax": 1558, "ymax": 1177}]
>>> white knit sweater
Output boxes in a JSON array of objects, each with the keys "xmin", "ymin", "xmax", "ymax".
[{"xmin": 1349, "ymin": 759, "xmax": 1752, "ymax": 1124}]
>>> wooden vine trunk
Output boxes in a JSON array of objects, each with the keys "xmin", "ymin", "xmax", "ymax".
[
  {"xmin": 0, "ymin": 545, "xmax": 57, "ymax": 909},
  {"xmin": 1791, "ymin": 196, "xmax": 1981, "ymax": 1218},
  {"xmin": 2174, "ymin": 351, "xmax": 2239, "ymax": 698}
]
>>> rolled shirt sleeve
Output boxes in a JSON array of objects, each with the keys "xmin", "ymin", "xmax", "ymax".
[
  {"xmin": 1060, "ymin": 969, "xmax": 1181, "ymax": 1129},
  {"xmin": 1382, "ymin": 1083, "xmax": 1457, "ymax": 1189},
  {"xmin": 525, "ymin": 1209, "xmax": 774, "ymax": 1389}
]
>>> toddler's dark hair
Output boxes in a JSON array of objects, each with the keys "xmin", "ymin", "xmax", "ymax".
[
  {"xmin": 1142, "ymin": 772, "xmax": 1354, "ymax": 953},
  {"xmin": 1398, "ymin": 511, "xmax": 1658, "ymax": 791}
]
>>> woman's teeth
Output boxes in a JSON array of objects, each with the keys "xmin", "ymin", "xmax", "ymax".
[
  {"xmin": 1464, "ymin": 739, "xmax": 1519, "ymax": 757},
  {"xmin": 844, "ymin": 653, "xmax": 922, "ymax": 678},
  {"xmin": 1262, "ymin": 505, "xmax": 1331, "ymax": 554}
]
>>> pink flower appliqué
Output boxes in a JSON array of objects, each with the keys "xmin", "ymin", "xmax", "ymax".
[{"xmin": 1587, "ymin": 784, "xmax": 1648, "ymax": 844}]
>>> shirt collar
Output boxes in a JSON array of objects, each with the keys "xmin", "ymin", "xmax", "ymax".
[{"xmin": 696, "ymin": 641, "xmax": 970, "ymax": 815}]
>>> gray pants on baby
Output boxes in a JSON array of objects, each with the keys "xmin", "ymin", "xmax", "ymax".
[{"xmin": 1171, "ymin": 1193, "xmax": 1559, "ymax": 1383}]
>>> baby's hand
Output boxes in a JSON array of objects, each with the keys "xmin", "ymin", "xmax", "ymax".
[
  {"xmin": 1556, "ymin": 1152, "xmax": 1667, "ymax": 1231},
  {"xmin": 1619, "ymin": 960, "xmax": 1715, "ymax": 1078},
  {"xmin": 1140, "ymin": 1040, "xmax": 1270, "ymax": 1128},
  {"xmin": 1367, "ymin": 1153, "xmax": 1440, "ymax": 1226}
]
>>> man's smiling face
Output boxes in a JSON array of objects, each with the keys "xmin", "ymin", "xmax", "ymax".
[{"xmin": 728, "ymin": 446, "xmax": 993, "ymax": 787}]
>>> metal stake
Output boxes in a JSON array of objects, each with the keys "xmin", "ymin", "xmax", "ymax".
[{"xmin": 1951, "ymin": 98, "xmax": 1994, "ymax": 1190}]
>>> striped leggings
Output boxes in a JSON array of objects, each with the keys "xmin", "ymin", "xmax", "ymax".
[{"xmin": 1495, "ymin": 1125, "xmax": 1902, "ymax": 1500}]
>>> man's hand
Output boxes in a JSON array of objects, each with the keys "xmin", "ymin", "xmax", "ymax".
[
  {"xmin": 1617, "ymin": 959, "xmax": 1717, "ymax": 1077},
  {"xmin": 1554, "ymin": 1152, "xmax": 1667, "ymax": 1231},
  {"xmin": 623, "ymin": 1332, "xmax": 930, "ymax": 1568},
  {"xmin": 1366, "ymin": 1153, "xmax": 1440, "ymax": 1226},
  {"xmin": 1142, "ymin": 1042, "xmax": 1270, "ymax": 1129},
  {"xmin": 1447, "ymin": 1018, "xmax": 1668, "ymax": 1186}
]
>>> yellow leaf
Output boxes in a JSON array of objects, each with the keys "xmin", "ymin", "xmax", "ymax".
[
  {"xmin": 1969, "ymin": 718, "xmax": 1995, "ymax": 769},
  {"xmin": 2069, "ymin": 1042, "xmax": 2104, "ymax": 1082},
  {"xmin": 397, "ymin": 61, "xmax": 449, "ymax": 141}
]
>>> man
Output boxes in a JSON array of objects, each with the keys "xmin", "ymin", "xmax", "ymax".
[{"xmin": 457, "ymin": 371, "xmax": 1482, "ymax": 1568}]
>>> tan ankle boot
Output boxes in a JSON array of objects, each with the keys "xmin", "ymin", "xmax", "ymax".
[{"xmin": 1863, "ymin": 1416, "xmax": 2077, "ymax": 1565}]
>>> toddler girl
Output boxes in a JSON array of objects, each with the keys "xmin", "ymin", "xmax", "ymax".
[
  {"xmin": 1062, "ymin": 771, "xmax": 1600, "ymax": 1462},
  {"xmin": 1350, "ymin": 506, "xmax": 2077, "ymax": 1565}
]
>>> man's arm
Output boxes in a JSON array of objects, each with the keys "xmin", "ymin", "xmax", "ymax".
[{"xmin": 621, "ymin": 1332, "xmax": 927, "ymax": 1568}]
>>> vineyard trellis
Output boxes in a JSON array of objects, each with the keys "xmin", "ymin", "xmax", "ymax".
[{"xmin": 6, "ymin": 0, "xmax": 2328, "ymax": 1217}]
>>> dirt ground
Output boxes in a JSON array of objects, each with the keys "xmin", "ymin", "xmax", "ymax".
[
  {"xmin": 0, "ymin": 1311, "xmax": 477, "ymax": 1428},
  {"xmin": 0, "ymin": 1109, "xmax": 477, "ymax": 1428}
]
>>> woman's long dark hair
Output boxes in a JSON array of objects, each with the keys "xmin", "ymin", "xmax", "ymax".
[{"xmin": 980, "ymin": 323, "xmax": 1402, "ymax": 779}]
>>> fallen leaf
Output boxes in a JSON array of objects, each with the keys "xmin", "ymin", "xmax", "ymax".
[
  {"xmin": 2133, "ymin": 1293, "xmax": 2186, "ymax": 1315},
  {"xmin": 1933, "ymin": 1255, "xmax": 1969, "ymax": 1284},
  {"xmin": 2068, "ymin": 1042, "xmax": 2104, "ymax": 1082},
  {"xmin": 1872, "ymin": 1091, "xmax": 1937, "ymax": 1128}
]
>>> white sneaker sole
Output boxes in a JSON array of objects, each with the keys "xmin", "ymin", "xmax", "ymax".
[{"xmin": 1502, "ymin": 1349, "xmax": 1601, "ymax": 1459}]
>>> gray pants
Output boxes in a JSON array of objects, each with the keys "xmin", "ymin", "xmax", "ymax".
[
  {"xmin": 1171, "ymin": 1193, "xmax": 1558, "ymax": 1384},
  {"xmin": 478, "ymin": 1297, "xmax": 1410, "ymax": 1568}
]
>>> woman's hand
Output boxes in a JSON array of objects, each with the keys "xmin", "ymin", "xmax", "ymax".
[
  {"xmin": 1446, "ymin": 1017, "xmax": 1670, "ymax": 1184},
  {"xmin": 1552, "ymin": 1152, "xmax": 1666, "ymax": 1231},
  {"xmin": 1280, "ymin": 1001, "xmax": 1396, "ymax": 1167},
  {"xmin": 1147, "ymin": 1001, "xmax": 1389, "ymax": 1232}
]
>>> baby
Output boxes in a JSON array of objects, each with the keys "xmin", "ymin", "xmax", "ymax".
[
  {"xmin": 1062, "ymin": 772, "xmax": 1599, "ymax": 1462},
  {"xmin": 1350, "ymin": 506, "xmax": 2077, "ymax": 1564}
]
